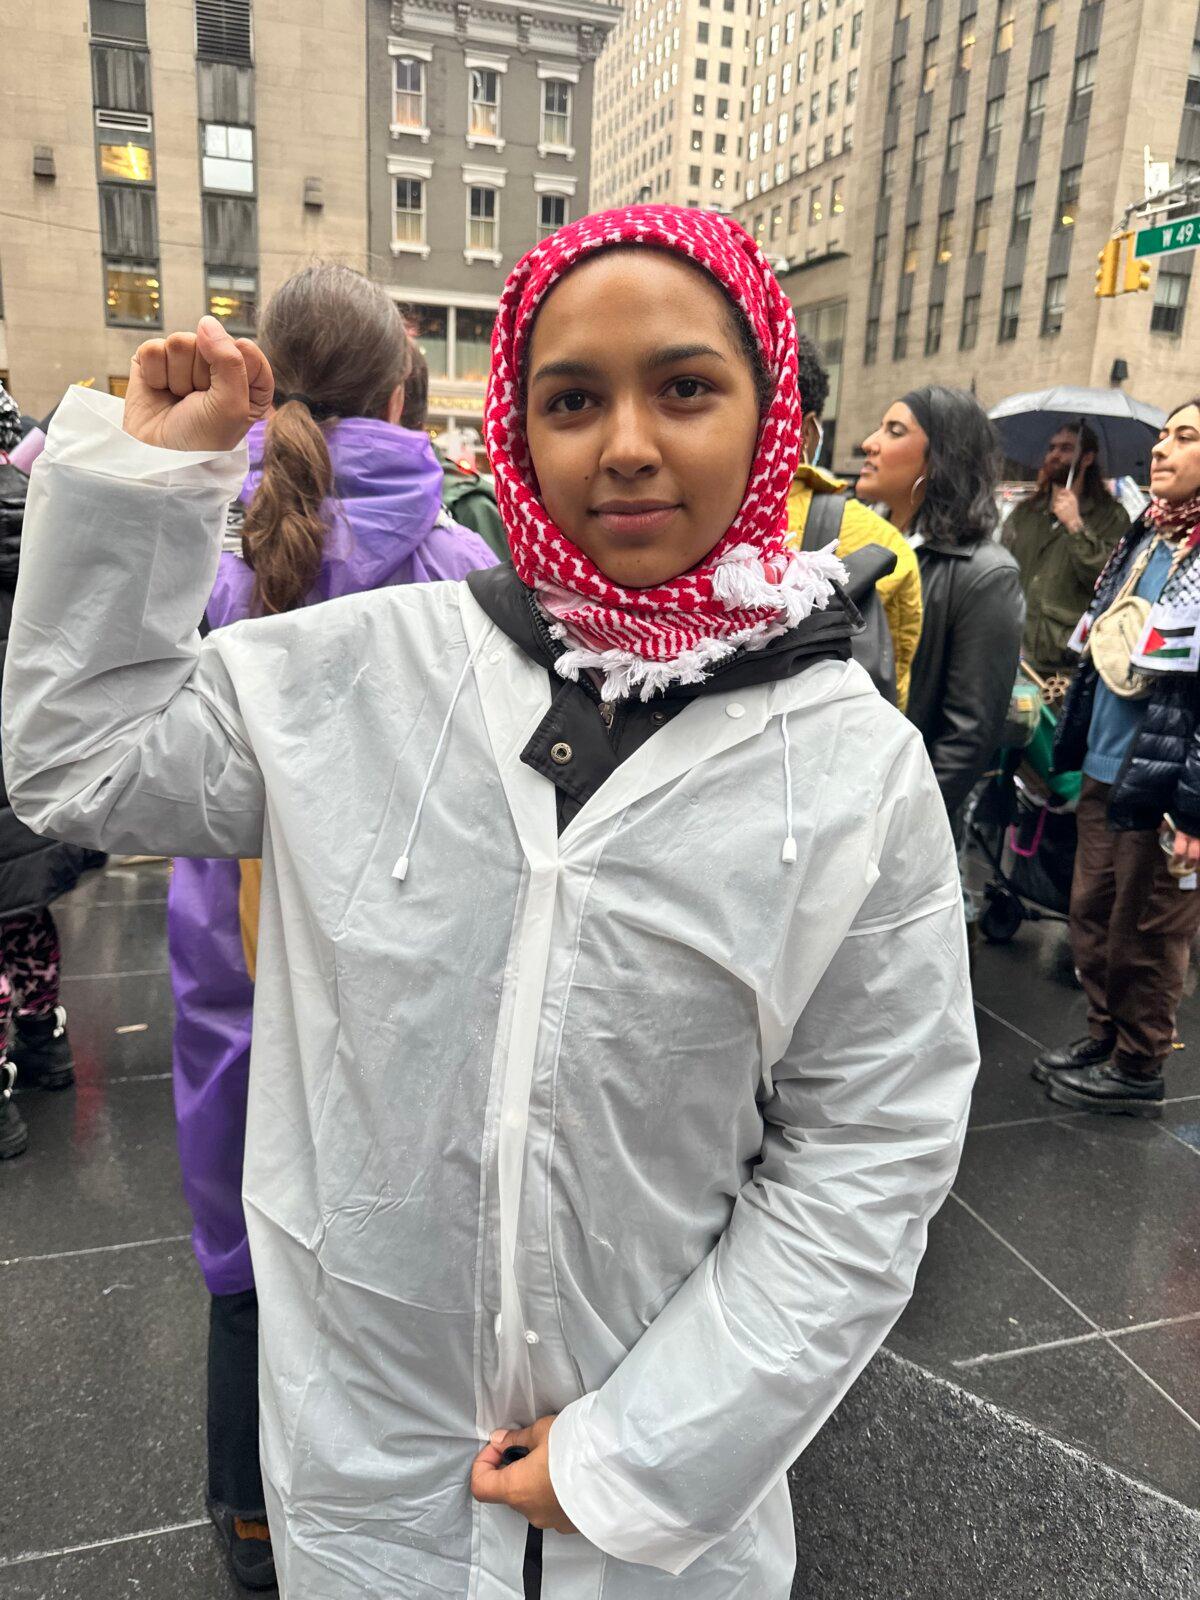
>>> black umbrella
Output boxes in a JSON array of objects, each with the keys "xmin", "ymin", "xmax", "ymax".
[{"xmin": 988, "ymin": 386, "xmax": 1165, "ymax": 482}]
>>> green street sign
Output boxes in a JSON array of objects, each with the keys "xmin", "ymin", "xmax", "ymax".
[{"xmin": 1136, "ymin": 215, "xmax": 1200, "ymax": 258}]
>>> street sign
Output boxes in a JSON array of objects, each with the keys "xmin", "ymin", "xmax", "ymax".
[{"xmin": 1135, "ymin": 215, "xmax": 1200, "ymax": 258}]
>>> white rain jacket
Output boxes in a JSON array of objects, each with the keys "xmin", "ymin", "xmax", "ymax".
[{"xmin": 4, "ymin": 389, "xmax": 979, "ymax": 1599}]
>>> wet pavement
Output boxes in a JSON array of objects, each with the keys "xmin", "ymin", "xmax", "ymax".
[{"xmin": 1, "ymin": 859, "xmax": 1197, "ymax": 1596}]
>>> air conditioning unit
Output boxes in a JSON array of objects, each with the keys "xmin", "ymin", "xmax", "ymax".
[{"xmin": 96, "ymin": 109, "xmax": 153, "ymax": 133}]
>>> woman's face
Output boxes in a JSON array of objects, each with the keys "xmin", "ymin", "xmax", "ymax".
[
  {"xmin": 524, "ymin": 252, "xmax": 761, "ymax": 589},
  {"xmin": 1150, "ymin": 404, "xmax": 1200, "ymax": 503},
  {"xmin": 857, "ymin": 402, "xmax": 929, "ymax": 511}
]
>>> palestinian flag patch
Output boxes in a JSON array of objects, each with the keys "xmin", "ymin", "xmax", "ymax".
[{"xmin": 1132, "ymin": 602, "xmax": 1200, "ymax": 674}]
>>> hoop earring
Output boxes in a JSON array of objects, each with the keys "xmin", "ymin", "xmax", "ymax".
[{"xmin": 912, "ymin": 474, "xmax": 927, "ymax": 495}]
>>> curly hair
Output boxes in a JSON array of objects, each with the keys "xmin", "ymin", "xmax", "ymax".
[
  {"xmin": 907, "ymin": 385, "xmax": 1000, "ymax": 547},
  {"xmin": 795, "ymin": 333, "xmax": 830, "ymax": 422}
]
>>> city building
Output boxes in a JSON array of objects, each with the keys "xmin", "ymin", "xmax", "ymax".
[
  {"xmin": 590, "ymin": 0, "xmax": 749, "ymax": 214},
  {"xmin": 0, "ymin": 0, "xmax": 369, "ymax": 418},
  {"xmin": 831, "ymin": 0, "xmax": 1200, "ymax": 464},
  {"xmin": 730, "ymin": 0, "xmax": 871, "ymax": 465},
  {"xmin": 371, "ymin": 0, "xmax": 617, "ymax": 438}
]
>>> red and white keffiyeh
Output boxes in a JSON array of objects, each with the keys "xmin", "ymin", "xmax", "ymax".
[{"xmin": 483, "ymin": 205, "xmax": 844, "ymax": 700}]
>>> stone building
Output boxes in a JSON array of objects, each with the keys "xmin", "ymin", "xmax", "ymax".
[
  {"xmin": 800, "ymin": 0, "xmax": 1200, "ymax": 469},
  {"xmin": 0, "ymin": 0, "xmax": 369, "ymax": 418},
  {"xmin": 371, "ymin": 0, "xmax": 617, "ymax": 437}
]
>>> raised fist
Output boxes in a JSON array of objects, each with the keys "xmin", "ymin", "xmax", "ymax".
[{"xmin": 122, "ymin": 315, "xmax": 274, "ymax": 453}]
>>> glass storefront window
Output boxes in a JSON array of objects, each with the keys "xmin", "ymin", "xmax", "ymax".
[
  {"xmin": 99, "ymin": 141, "xmax": 153, "ymax": 182},
  {"xmin": 105, "ymin": 263, "xmax": 160, "ymax": 325},
  {"xmin": 456, "ymin": 309, "xmax": 496, "ymax": 382},
  {"xmin": 406, "ymin": 305, "xmax": 448, "ymax": 378},
  {"xmin": 207, "ymin": 270, "xmax": 258, "ymax": 332}
]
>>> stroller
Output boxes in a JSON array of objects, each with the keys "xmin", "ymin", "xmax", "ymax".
[{"xmin": 969, "ymin": 664, "xmax": 1083, "ymax": 944}]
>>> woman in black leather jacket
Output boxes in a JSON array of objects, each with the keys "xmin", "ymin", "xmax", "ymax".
[{"xmin": 856, "ymin": 386, "xmax": 1025, "ymax": 836}]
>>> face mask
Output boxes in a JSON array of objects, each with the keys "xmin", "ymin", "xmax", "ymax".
[{"xmin": 806, "ymin": 417, "xmax": 824, "ymax": 469}]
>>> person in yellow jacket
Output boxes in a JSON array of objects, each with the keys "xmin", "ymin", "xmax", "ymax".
[{"xmin": 787, "ymin": 336, "xmax": 923, "ymax": 711}]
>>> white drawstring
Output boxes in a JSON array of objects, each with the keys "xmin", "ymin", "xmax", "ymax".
[
  {"xmin": 780, "ymin": 712, "xmax": 797, "ymax": 865},
  {"xmin": 392, "ymin": 643, "xmax": 480, "ymax": 884}
]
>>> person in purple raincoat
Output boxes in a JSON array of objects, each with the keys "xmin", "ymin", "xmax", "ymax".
[{"xmin": 166, "ymin": 264, "xmax": 496, "ymax": 1592}]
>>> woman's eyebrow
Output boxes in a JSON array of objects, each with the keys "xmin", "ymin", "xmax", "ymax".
[
  {"xmin": 647, "ymin": 343, "xmax": 727, "ymax": 368},
  {"xmin": 530, "ymin": 357, "xmax": 602, "ymax": 385}
]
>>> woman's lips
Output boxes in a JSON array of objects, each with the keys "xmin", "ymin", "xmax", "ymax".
[{"xmin": 590, "ymin": 504, "xmax": 682, "ymax": 536}]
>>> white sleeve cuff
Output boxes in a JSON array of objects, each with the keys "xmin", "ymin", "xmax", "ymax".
[
  {"xmin": 548, "ymin": 1396, "xmax": 725, "ymax": 1576},
  {"xmin": 40, "ymin": 386, "xmax": 250, "ymax": 496}
]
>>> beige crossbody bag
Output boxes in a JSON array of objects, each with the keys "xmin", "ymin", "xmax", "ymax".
[{"xmin": 1086, "ymin": 536, "xmax": 1165, "ymax": 701}]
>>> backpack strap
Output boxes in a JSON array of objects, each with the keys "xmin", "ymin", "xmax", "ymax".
[{"xmin": 800, "ymin": 487, "xmax": 848, "ymax": 553}]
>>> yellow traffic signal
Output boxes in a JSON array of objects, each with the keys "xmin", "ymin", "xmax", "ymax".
[
  {"xmin": 1095, "ymin": 236, "xmax": 1121, "ymax": 298},
  {"xmin": 1122, "ymin": 231, "xmax": 1152, "ymax": 292}
]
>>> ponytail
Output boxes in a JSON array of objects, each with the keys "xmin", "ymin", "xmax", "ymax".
[{"xmin": 241, "ymin": 399, "xmax": 334, "ymax": 615}]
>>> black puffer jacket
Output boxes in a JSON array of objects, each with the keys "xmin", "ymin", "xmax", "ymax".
[
  {"xmin": 0, "ymin": 461, "xmax": 99, "ymax": 917},
  {"xmin": 905, "ymin": 534, "xmax": 1025, "ymax": 824},
  {"xmin": 1055, "ymin": 515, "xmax": 1200, "ymax": 835}
]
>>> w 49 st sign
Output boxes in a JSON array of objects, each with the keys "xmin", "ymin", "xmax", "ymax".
[{"xmin": 1135, "ymin": 215, "xmax": 1200, "ymax": 258}]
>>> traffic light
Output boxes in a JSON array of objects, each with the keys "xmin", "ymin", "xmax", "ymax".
[
  {"xmin": 1122, "ymin": 230, "xmax": 1152, "ymax": 293},
  {"xmin": 1095, "ymin": 236, "xmax": 1121, "ymax": 298}
]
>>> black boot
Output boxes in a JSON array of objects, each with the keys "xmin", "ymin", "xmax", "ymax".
[
  {"xmin": 9, "ymin": 1005, "xmax": 74, "ymax": 1090},
  {"xmin": 1045, "ymin": 1061, "xmax": 1164, "ymax": 1118},
  {"xmin": 207, "ymin": 1499, "xmax": 277, "ymax": 1592},
  {"xmin": 1031, "ymin": 1032, "xmax": 1114, "ymax": 1084},
  {"xmin": 0, "ymin": 1061, "xmax": 29, "ymax": 1160}
]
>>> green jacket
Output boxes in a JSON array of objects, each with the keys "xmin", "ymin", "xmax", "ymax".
[
  {"xmin": 1004, "ymin": 490, "xmax": 1130, "ymax": 674},
  {"xmin": 442, "ymin": 462, "xmax": 508, "ymax": 563}
]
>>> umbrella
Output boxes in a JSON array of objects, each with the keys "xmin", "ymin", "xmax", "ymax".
[{"xmin": 988, "ymin": 386, "xmax": 1166, "ymax": 483}]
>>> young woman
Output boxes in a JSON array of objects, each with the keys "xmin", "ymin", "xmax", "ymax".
[
  {"xmin": 5, "ymin": 208, "xmax": 978, "ymax": 1600},
  {"xmin": 168, "ymin": 264, "xmax": 496, "ymax": 1588},
  {"xmin": 857, "ymin": 387, "xmax": 1025, "ymax": 835}
]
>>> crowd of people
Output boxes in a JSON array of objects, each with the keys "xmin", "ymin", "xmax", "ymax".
[{"xmin": 0, "ymin": 204, "xmax": 1197, "ymax": 1598}]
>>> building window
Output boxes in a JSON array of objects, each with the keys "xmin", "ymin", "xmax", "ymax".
[
  {"xmin": 406, "ymin": 305, "xmax": 448, "ymax": 378},
  {"xmin": 831, "ymin": 23, "xmax": 843, "ymax": 59},
  {"xmin": 1041, "ymin": 274, "xmax": 1066, "ymax": 336},
  {"xmin": 958, "ymin": 19, "xmax": 976, "ymax": 72},
  {"xmin": 967, "ymin": 197, "xmax": 989, "ymax": 257},
  {"xmin": 206, "ymin": 269, "xmax": 256, "ymax": 333},
  {"xmin": 717, "ymin": 97, "xmax": 730, "ymax": 119},
  {"xmin": 814, "ymin": 37, "xmax": 825, "ymax": 70},
  {"xmin": 1071, "ymin": 52, "xmax": 1097, "ymax": 121},
  {"xmin": 982, "ymin": 95, "xmax": 1004, "ymax": 160},
  {"xmin": 467, "ymin": 185, "xmax": 498, "ymax": 253},
  {"xmin": 847, "ymin": 66, "xmax": 858, "ymax": 103},
  {"xmin": 1056, "ymin": 165, "xmax": 1081, "ymax": 230},
  {"xmin": 692, "ymin": 129, "xmax": 704, "ymax": 151},
  {"xmin": 719, "ymin": 60, "xmax": 731, "ymax": 82},
  {"xmin": 456, "ymin": 309, "xmax": 496, "ymax": 383},
  {"xmin": 1151, "ymin": 268, "xmax": 1189, "ymax": 335},
  {"xmin": 960, "ymin": 293, "xmax": 980, "ymax": 350},
  {"xmin": 1036, "ymin": 0, "xmax": 1059, "ymax": 30},
  {"xmin": 902, "ymin": 223, "xmax": 919, "ymax": 275},
  {"xmin": 810, "ymin": 90, "xmax": 821, "ymax": 123},
  {"xmin": 689, "ymin": 164, "xmax": 701, "ymax": 184},
  {"xmin": 827, "ymin": 80, "xmax": 839, "ymax": 113},
  {"xmin": 202, "ymin": 123, "xmax": 254, "ymax": 193},
  {"xmin": 924, "ymin": 302, "xmax": 943, "ymax": 356},
  {"xmin": 90, "ymin": 0, "xmax": 147, "ymax": 43},
  {"xmin": 864, "ymin": 315, "xmax": 879, "ymax": 364},
  {"xmin": 694, "ymin": 93, "xmax": 706, "ymax": 114},
  {"xmin": 809, "ymin": 186, "xmax": 823, "ymax": 223},
  {"xmin": 893, "ymin": 309, "xmax": 910, "ymax": 360},
  {"xmin": 698, "ymin": 19, "xmax": 709, "ymax": 41},
  {"xmin": 91, "ymin": 44, "xmax": 150, "ymax": 113},
  {"xmin": 99, "ymin": 140, "xmax": 153, "ymax": 183},
  {"xmin": 393, "ymin": 176, "xmax": 426, "ymax": 246},
  {"xmin": 789, "ymin": 194, "xmax": 803, "ymax": 232},
  {"xmin": 394, "ymin": 58, "xmax": 426, "ymax": 129},
  {"xmin": 999, "ymin": 285, "xmax": 1021, "ymax": 341},
  {"xmin": 888, "ymin": 56, "xmax": 904, "ymax": 113},
  {"xmin": 105, "ymin": 262, "xmax": 160, "ymax": 327},
  {"xmin": 871, "ymin": 231, "xmax": 888, "ymax": 283},
  {"xmin": 831, "ymin": 174, "xmax": 844, "ymax": 215},
  {"xmin": 538, "ymin": 191, "xmax": 567, "ymax": 236},
  {"xmin": 994, "ymin": 0, "xmax": 1014, "ymax": 53},
  {"xmin": 880, "ymin": 145, "xmax": 896, "ymax": 197},
  {"xmin": 935, "ymin": 210, "xmax": 954, "ymax": 264},
  {"xmin": 912, "ymin": 129, "xmax": 929, "ymax": 188},
  {"xmin": 1188, "ymin": 40, "xmax": 1200, "ymax": 109},
  {"xmin": 724, "ymin": 23, "xmax": 735, "ymax": 46},
  {"xmin": 1011, "ymin": 181, "xmax": 1035, "ymax": 245},
  {"xmin": 921, "ymin": 37, "xmax": 938, "ymax": 94},
  {"xmin": 541, "ymin": 79, "xmax": 572, "ymax": 148},
  {"xmin": 469, "ymin": 68, "xmax": 501, "ymax": 140},
  {"xmin": 851, "ymin": 8, "xmax": 862, "ymax": 47},
  {"xmin": 713, "ymin": 166, "xmax": 726, "ymax": 189},
  {"xmin": 946, "ymin": 114, "xmax": 964, "ymax": 172},
  {"xmin": 695, "ymin": 57, "xmax": 708, "ymax": 79},
  {"xmin": 1023, "ymin": 76, "xmax": 1047, "ymax": 143}
]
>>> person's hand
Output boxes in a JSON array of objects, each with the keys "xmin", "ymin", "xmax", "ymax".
[
  {"xmin": 1173, "ymin": 829, "xmax": 1200, "ymax": 874},
  {"xmin": 122, "ymin": 316, "xmax": 273, "ymax": 453},
  {"xmin": 1051, "ymin": 485, "xmax": 1084, "ymax": 534},
  {"xmin": 470, "ymin": 1416, "xmax": 577, "ymax": 1534}
]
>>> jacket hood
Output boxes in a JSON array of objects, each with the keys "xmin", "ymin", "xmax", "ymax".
[
  {"xmin": 208, "ymin": 417, "xmax": 482, "ymax": 627},
  {"xmin": 467, "ymin": 563, "xmax": 853, "ymax": 698}
]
